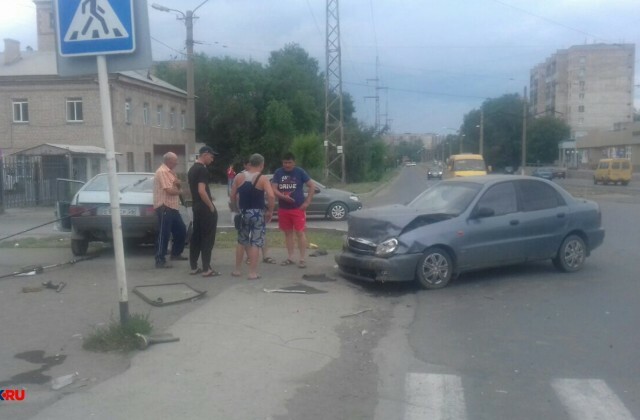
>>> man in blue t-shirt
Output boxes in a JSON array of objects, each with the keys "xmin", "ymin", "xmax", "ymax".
[{"xmin": 271, "ymin": 152, "xmax": 315, "ymax": 268}]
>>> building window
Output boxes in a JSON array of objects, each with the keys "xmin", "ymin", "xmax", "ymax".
[
  {"xmin": 125, "ymin": 99, "xmax": 132, "ymax": 124},
  {"xmin": 579, "ymin": 81, "xmax": 585, "ymax": 91},
  {"xmin": 13, "ymin": 100, "xmax": 29, "ymax": 123},
  {"xmin": 169, "ymin": 108, "xmax": 176, "ymax": 129},
  {"xmin": 180, "ymin": 110, "xmax": 186, "ymax": 130},
  {"xmin": 143, "ymin": 102, "xmax": 149, "ymax": 125},
  {"xmin": 127, "ymin": 152, "xmax": 134, "ymax": 172},
  {"xmin": 144, "ymin": 152, "xmax": 152, "ymax": 172},
  {"xmin": 156, "ymin": 105, "xmax": 164, "ymax": 127},
  {"xmin": 579, "ymin": 93, "xmax": 585, "ymax": 100},
  {"xmin": 66, "ymin": 98, "xmax": 83, "ymax": 122},
  {"xmin": 578, "ymin": 105, "xmax": 585, "ymax": 113}
]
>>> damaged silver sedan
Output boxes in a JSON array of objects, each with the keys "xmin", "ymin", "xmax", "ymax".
[{"xmin": 335, "ymin": 175, "xmax": 605, "ymax": 289}]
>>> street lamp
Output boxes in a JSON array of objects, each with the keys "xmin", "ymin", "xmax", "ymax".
[{"xmin": 152, "ymin": 1, "xmax": 209, "ymax": 136}]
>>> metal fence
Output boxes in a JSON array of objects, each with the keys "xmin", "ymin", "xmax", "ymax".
[{"xmin": 1, "ymin": 155, "xmax": 69, "ymax": 209}]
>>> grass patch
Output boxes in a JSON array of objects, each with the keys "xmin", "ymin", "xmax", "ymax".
[
  {"xmin": 216, "ymin": 228, "xmax": 344, "ymax": 250},
  {"xmin": 0, "ymin": 235, "xmax": 71, "ymax": 248},
  {"xmin": 328, "ymin": 167, "xmax": 400, "ymax": 195},
  {"xmin": 83, "ymin": 313, "xmax": 153, "ymax": 352}
]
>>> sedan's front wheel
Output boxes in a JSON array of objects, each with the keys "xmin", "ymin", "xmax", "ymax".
[
  {"xmin": 416, "ymin": 247, "xmax": 453, "ymax": 289},
  {"xmin": 327, "ymin": 202, "xmax": 348, "ymax": 221},
  {"xmin": 553, "ymin": 234, "xmax": 586, "ymax": 272}
]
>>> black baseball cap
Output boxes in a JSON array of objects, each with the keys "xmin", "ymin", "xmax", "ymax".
[{"xmin": 199, "ymin": 146, "xmax": 219, "ymax": 156}]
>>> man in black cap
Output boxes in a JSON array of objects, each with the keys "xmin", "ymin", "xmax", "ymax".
[{"xmin": 187, "ymin": 146, "xmax": 220, "ymax": 276}]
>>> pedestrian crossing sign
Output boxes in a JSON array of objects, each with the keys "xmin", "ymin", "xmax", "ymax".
[{"xmin": 55, "ymin": 0, "xmax": 135, "ymax": 56}]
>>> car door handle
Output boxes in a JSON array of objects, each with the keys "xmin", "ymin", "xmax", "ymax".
[
  {"xmin": 556, "ymin": 213, "xmax": 565, "ymax": 218},
  {"xmin": 509, "ymin": 219, "xmax": 519, "ymax": 226}
]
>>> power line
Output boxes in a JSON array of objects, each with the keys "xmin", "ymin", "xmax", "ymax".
[
  {"xmin": 151, "ymin": 36, "xmax": 186, "ymax": 57},
  {"xmin": 490, "ymin": 0, "xmax": 609, "ymax": 42}
]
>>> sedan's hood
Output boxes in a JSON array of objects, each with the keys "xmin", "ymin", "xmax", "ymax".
[{"xmin": 348, "ymin": 205, "xmax": 453, "ymax": 240}]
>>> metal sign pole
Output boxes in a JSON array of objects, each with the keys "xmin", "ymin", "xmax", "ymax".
[{"xmin": 96, "ymin": 55, "xmax": 129, "ymax": 325}]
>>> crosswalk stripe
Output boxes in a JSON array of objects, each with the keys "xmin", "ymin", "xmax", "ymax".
[
  {"xmin": 552, "ymin": 378, "xmax": 635, "ymax": 420},
  {"xmin": 404, "ymin": 373, "xmax": 468, "ymax": 420}
]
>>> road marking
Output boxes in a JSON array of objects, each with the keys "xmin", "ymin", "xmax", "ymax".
[
  {"xmin": 552, "ymin": 378, "xmax": 635, "ymax": 420},
  {"xmin": 64, "ymin": 0, "xmax": 129, "ymax": 42},
  {"xmin": 404, "ymin": 373, "xmax": 468, "ymax": 420}
]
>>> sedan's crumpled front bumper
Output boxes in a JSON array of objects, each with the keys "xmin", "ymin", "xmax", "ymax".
[{"xmin": 334, "ymin": 250, "xmax": 420, "ymax": 283}]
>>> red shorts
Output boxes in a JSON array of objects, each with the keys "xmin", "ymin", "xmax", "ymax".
[{"xmin": 278, "ymin": 208, "xmax": 306, "ymax": 231}]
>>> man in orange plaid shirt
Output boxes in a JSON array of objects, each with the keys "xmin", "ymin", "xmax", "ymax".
[{"xmin": 153, "ymin": 152, "xmax": 187, "ymax": 268}]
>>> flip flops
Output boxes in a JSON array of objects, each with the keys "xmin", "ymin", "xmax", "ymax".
[
  {"xmin": 263, "ymin": 257, "xmax": 277, "ymax": 264},
  {"xmin": 280, "ymin": 259, "xmax": 295, "ymax": 266},
  {"xmin": 297, "ymin": 260, "xmax": 306, "ymax": 269},
  {"xmin": 189, "ymin": 267, "xmax": 202, "ymax": 275},
  {"xmin": 201, "ymin": 270, "xmax": 221, "ymax": 277},
  {"xmin": 247, "ymin": 274, "xmax": 261, "ymax": 280}
]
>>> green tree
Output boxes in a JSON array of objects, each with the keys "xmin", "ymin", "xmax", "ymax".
[
  {"xmin": 154, "ymin": 45, "xmax": 377, "ymax": 182},
  {"xmin": 265, "ymin": 44, "xmax": 324, "ymax": 134},
  {"xmin": 259, "ymin": 100, "xmax": 296, "ymax": 171},
  {"xmin": 527, "ymin": 116, "xmax": 570, "ymax": 164},
  {"xmin": 391, "ymin": 139, "xmax": 424, "ymax": 164},
  {"xmin": 461, "ymin": 94, "xmax": 523, "ymax": 170},
  {"xmin": 344, "ymin": 124, "xmax": 389, "ymax": 182},
  {"xmin": 290, "ymin": 133, "xmax": 324, "ymax": 176}
]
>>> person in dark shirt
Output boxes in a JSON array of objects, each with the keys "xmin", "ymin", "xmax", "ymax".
[
  {"xmin": 187, "ymin": 146, "xmax": 220, "ymax": 277},
  {"xmin": 229, "ymin": 153, "xmax": 275, "ymax": 280},
  {"xmin": 271, "ymin": 152, "xmax": 315, "ymax": 268}
]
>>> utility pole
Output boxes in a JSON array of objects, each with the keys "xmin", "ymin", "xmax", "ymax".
[
  {"xmin": 152, "ymin": 1, "xmax": 209, "ymax": 141},
  {"xmin": 185, "ymin": 10, "xmax": 195, "ymax": 133},
  {"xmin": 324, "ymin": 0, "xmax": 345, "ymax": 183},
  {"xmin": 479, "ymin": 108, "xmax": 484, "ymax": 156},
  {"xmin": 365, "ymin": 56, "xmax": 383, "ymax": 132},
  {"xmin": 521, "ymin": 86, "xmax": 528, "ymax": 175}
]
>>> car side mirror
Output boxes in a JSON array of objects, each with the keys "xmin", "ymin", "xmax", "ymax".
[{"xmin": 472, "ymin": 207, "xmax": 495, "ymax": 219}]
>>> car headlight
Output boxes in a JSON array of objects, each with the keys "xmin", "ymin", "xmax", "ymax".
[
  {"xmin": 375, "ymin": 238, "xmax": 398, "ymax": 257},
  {"xmin": 349, "ymin": 195, "xmax": 359, "ymax": 202}
]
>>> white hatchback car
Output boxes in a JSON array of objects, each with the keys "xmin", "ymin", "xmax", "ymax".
[{"xmin": 56, "ymin": 173, "xmax": 192, "ymax": 256}]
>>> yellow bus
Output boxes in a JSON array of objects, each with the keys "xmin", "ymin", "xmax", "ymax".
[{"xmin": 447, "ymin": 154, "xmax": 487, "ymax": 177}]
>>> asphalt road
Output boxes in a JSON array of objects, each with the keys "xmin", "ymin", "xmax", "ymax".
[
  {"xmin": 369, "ymin": 166, "xmax": 640, "ymax": 420},
  {"xmin": 1, "ymin": 166, "xmax": 638, "ymax": 419}
]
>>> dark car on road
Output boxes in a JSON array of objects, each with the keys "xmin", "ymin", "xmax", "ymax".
[
  {"xmin": 551, "ymin": 167, "xmax": 567, "ymax": 179},
  {"xmin": 427, "ymin": 166, "xmax": 444, "ymax": 180},
  {"xmin": 531, "ymin": 167, "xmax": 554, "ymax": 180},
  {"xmin": 532, "ymin": 167, "xmax": 566, "ymax": 180},
  {"xmin": 335, "ymin": 175, "xmax": 604, "ymax": 289}
]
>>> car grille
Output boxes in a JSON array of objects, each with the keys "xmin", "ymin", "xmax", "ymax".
[{"xmin": 347, "ymin": 237, "xmax": 376, "ymax": 254}]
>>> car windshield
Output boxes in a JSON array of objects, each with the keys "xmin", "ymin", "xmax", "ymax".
[
  {"xmin": 408, "ymin": 181, "xmax": 482, "ymax": 215},
  {"xmin": 452, "ymin": 159, "xmax": 485, "ymax": 171},
  {"xmin": 121, "ymin": 177, "xmax": 154, "ymax": 193},
  {"xmin": 84, "ymin": 174, "xmax": 152, "ymax": 192}
]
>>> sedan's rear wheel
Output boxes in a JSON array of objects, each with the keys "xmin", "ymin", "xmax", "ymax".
[
  {"xmin": 416, "ymin": 247, "xmax": 453, "ymax": 289},
  {"xmin": 553, "ymin": 234, "xmax": 586, "ymax": 272},
  {"xmin": 71, "ymin": 238, "xmax": 89, "ymax": 256},
  {"xmin": 327, "ymin": 202, "xmax": 348, "ymax": 221}
]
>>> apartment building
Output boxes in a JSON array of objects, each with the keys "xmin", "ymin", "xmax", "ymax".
[{"xmin": 530, "ymin": 43, "xmax": 635, "ymax": 140}]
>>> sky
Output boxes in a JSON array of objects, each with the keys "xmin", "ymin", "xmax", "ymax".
[{"xmin": 2, "ymin": 0, "xmax": 639, "ymax": 135}]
